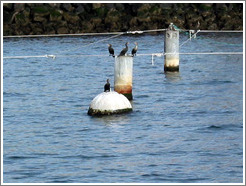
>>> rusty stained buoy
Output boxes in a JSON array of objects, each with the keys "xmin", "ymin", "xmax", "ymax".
[{"xmin": 87, "ymin": 91, "xmax": 132, "ymax": 116}]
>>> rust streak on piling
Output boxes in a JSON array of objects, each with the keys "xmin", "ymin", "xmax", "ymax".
[{"xmin": 114, "ymin": 56, "xmax": 133, "ymax": 100}]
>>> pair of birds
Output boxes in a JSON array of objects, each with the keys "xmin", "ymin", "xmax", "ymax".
[{"xmin": 108, "ymin": 42, "xmax": 138, "ymax": 58}]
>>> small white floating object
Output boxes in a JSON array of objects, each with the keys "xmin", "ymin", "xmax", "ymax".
[{"xmin": 88, "ymin": 91, "xmax": 132, "ymax": 116}]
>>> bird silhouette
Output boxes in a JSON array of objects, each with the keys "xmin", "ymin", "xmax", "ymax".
[
  {"xmin": 108, "ymin": 44, "xmax": 115, "ymax": 57},
  {"xmin": 104, "ymin": 79, "xmax": 110, "ymax": 92},
  {"xmin": 131, "ymin": 42, "xmax": 138, "ymax": 57},
  {"xmin": 118, "ymin": 42, "xmax": 129, "ymax": 56}
]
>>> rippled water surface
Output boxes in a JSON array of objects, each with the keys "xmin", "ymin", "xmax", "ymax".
[{"xmin": 3, "ymin": 33, "xmax": 244, "ymax": 183}]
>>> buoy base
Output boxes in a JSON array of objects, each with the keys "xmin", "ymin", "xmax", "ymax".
[
  {"xmin": 114, "ymin": 85, "xmax": 133, "ymax": 100},
  {"xmin": 164, "ymin": 65, "xmax": 179, "ymax": 72},
  {"xmin": 87, "ymin": 107, "xmax": 132, "ymax": 116}
]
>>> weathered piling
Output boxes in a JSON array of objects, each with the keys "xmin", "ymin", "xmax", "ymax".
[
  {"xmin": 114, "ymin": 56, "xmax": 133, "ymax": 100},
  {"xmin": 164, "ymin": 24, "xmax": 179, "ymax": 72}
]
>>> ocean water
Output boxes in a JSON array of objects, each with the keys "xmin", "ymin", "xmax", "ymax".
[{"xmin": 2, "ymin": 33, "xmax": 244, "ymax": 183}]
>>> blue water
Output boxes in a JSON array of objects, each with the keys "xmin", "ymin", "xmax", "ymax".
[{"xmin": 3, "ymin": 33, "xmax": 244, "ymax": 183}]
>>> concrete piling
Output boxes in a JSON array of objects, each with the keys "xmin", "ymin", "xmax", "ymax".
[
  {"xmin": 164, "ymin": 24, "xmax": 179, "ymax": 72},
  {"xmin": 114, "ymin": 56, "xmax": 133, "ymax": 100}
]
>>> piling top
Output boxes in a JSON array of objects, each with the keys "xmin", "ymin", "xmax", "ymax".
[
  {"xmin": 116, "ymin": 54, "xmax": 133, "ymax": 58},
  {"xmin": 88, "ymin": 91, "xmax": 132, "ymax": 116}
]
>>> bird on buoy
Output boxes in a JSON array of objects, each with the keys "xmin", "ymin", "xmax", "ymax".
[
  {"xmin": 118, "ymin": 42, "xmax": 129, "ymax": 56},
  {"xmin": 108, "ymin": 44, "xmax": 115, "ymax": 57},
  {"xmin": 104, "ymin": 79, "xmax": 110, "ymax": 92},
  {"xmin": 131, "ymin": 42, "xmax": 138, "ymax": 57}
]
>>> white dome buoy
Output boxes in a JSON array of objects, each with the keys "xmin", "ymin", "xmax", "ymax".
[{"xmin": 88, "ymin": 91, "xmax": 132, "ymax": 116}]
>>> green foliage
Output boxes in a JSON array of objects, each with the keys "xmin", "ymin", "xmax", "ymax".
[
  {"xmin": 95, "ymin": 7, "xmax": 108, "ymax": 17},
  {"xmin": 199, "ymin": 3, "xmax": 213, "ymax": 11},
  {"xmin": 50, "ymin": 9, "xmax": 61, "ymax": 17},
  {"xmin": 33, "ymin": 6, "xmax": 49, "ymax": 14}
]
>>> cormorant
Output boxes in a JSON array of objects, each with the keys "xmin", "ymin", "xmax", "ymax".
[
  {"xmin": 104, "ymin": 79, "xmax": 110, "ymax": 92},
  {"xmin": 131, "ymin": 42, "xmax": 138, "ymax": 57},
  {"xmin": 108, "ymin": 44, "xmax": 115, "ymax": 57},
  {"xmin": 118, "ymin": 42, "xmax": 129, "ymax": 56}
]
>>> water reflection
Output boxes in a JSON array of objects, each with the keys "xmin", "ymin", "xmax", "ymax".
[
  {"xmin": 93, "ymin": 113, "xmax": 131, "ymax": 126},
  {"xmin": 164, "ymin": 71, "xmax": 181, "ymax": 82}
]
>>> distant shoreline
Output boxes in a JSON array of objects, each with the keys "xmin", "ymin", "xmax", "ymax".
[{"xmin": 3, "ymin": 3, "xmax": 243, "ymax": 36}]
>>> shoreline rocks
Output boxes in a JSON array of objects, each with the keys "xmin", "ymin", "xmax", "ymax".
[{"xmin": 3, "ymin": 3, "xmax": 243, "ymax": 36}]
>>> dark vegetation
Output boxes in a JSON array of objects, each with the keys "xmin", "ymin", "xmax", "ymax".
[{"xmin": 3, "ymin": 3, "xmax": 243, "ymax": 36}]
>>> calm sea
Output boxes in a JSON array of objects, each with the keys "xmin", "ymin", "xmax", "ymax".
[{"xmin": 3, "ymin": 33, "xmax": 244, "ymax": 183}]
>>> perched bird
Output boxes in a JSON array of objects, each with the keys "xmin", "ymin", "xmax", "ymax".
[
  {"xmin": 131, "ymin": 42, "xmax": 138, "ymax": 57},
  {"xmin": 104, "ymin": 79, "xmax": 110, "ymax": 92},
  {"xmin": 108, "ymin": 44, "xmax": 115, "ymax": 57},
  {"xmin": 118, "ymin": 42, "xmax": 129, "ymax": 56}
]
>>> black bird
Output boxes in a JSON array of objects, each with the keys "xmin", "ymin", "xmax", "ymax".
[
  {"xmin": 108, "ymin": 44, "xmax": 115, "ymax": 57},
  {"xmin": 131, "ymin": 42, "xmax": 138, "ymax": 57},
  {"xmin": 119, "ymin": 42, "xmax": 129, "ymax": 56},
  {"xmin": 104, "ymin": 79, "xmax": 110, "ymax": 92}
]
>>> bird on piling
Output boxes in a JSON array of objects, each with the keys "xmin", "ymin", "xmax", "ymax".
[
  {"xmin": 118, "ymin": 42, "xmax": 129, "ymax": 56},
  {"xmin": 131, "ymin": 42, "xmax": 138, "ymax": 57},
  {"xmin": 108, "ymin": 44, "xmax": 115, "ymax": 57},
  {"xmin": 104, "ymin": 79, "xmax": 110, "ymax": 92}
]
